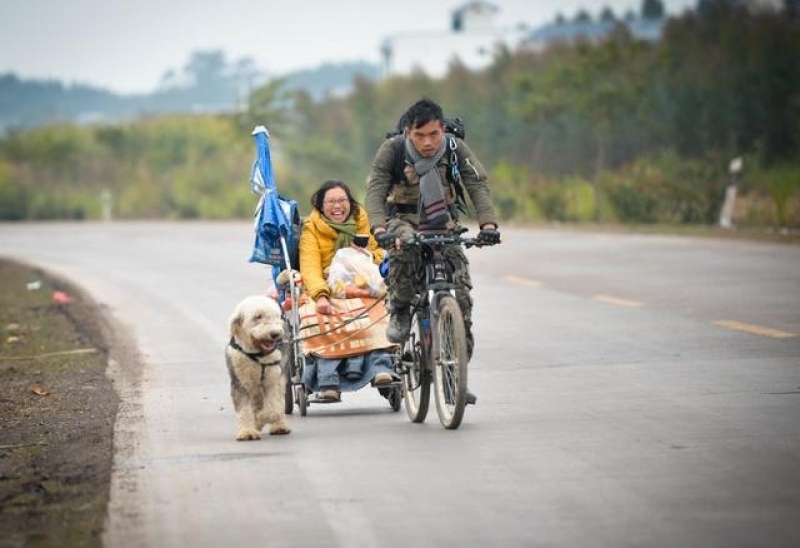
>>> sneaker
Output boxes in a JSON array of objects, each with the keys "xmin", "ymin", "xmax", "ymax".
[
  {"xmin": 372, "ymin": 372, "xmax": 393, "ymax": 386},
  {"xmin": 386, "ymin": 306, "xmax": 411, "ymax": 343}
]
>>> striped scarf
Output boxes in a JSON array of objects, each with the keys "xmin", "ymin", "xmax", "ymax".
[{"xmin": 406, "ymin": 137, "xmax": 450, "ymax": 229}]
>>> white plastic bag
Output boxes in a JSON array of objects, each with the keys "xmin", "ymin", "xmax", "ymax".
[{"xmin": 327, "ymin": 247, "xmax": 386, "ymax": 298}]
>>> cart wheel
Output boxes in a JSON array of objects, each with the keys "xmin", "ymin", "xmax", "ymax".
[
  {"xmin": 284, "ymin": 376, "xmax": 294, "ymax": 415},
  {"xmin": 298, "ymin": 385, "xmax": 308, "ymax": 416},
  {"xmin": 389, "ymin": 385, "xmax": 402, "ymax": 412}
]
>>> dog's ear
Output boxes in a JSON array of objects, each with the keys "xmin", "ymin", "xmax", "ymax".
[{"xmin": 229, "ymin": 308, "xmax": 244, "ymax": 336}]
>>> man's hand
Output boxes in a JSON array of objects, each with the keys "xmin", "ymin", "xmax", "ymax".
[
  {"xmin": 374, "ymin": 230, "xmax": 396, "ymax": 249},
  {"xmin": 477, "ymin": 225, "xmax": 501, "ymax": 246}
]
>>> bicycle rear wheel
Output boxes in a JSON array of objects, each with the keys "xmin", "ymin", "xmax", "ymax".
[
  {"xmin": 402, "ymin": 312, "xmax": 431, "ymax": 423},
  {"xmin": 432, "ymin": 295, "xmax": 468, "ymax": 429}
]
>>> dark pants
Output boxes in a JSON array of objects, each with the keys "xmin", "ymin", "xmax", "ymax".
[{"xmin": 384, "ymin": 218, "xmax": 474, "ymax": 332}]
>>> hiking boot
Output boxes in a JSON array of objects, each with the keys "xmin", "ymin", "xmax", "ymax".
[{"xmin": 387, "ymin": 306, "xmax": 411, "ymax": 343}]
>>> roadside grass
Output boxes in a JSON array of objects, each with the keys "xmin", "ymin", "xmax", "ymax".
[{"xmin": 0, "ymin": 260, "xmax": 117, "ymax": 548}]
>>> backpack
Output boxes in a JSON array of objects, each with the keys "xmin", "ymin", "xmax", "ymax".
[{"xmin": 385, "ymin": 116, "xmax": 469, "ymax": 215}]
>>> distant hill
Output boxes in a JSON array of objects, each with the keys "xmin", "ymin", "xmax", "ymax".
[
  {"xmin": 0, "ymin": 60, "xmax": 380, "ymax": 133},
  {"xmin": 284, "ymin": 61, "xmax": 380, "ymax": 100}
]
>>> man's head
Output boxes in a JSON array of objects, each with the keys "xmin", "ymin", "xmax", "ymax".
[{"xmin": 403, "ymin": 98, "xmax": 445, "ymax": 158}]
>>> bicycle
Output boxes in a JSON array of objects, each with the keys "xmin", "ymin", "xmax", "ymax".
[{"xmin": 385, "ymin": 227, "xmax": 496, "ymax": 429}]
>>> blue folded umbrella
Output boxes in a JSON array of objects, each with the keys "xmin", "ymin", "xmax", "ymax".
[{"xmin": 248, "ymin": 126, "xmax": 299, "ymax": 269}]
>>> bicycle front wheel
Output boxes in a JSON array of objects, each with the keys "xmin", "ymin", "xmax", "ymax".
[
  {"xmin": 432, "ymin": 295, "xmax": 468, "ymax": 429},
  {"xmin": 402, "ymin": 312, "xmax": 431, "ymax": 423}
]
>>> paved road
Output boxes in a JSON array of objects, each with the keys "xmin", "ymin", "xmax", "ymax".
[{"xmin": 1, "ymin": 222, "xmax": 799, "ymax": 548}]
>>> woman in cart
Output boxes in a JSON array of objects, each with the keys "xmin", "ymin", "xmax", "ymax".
[{"xmin": 298, "ymin": 179, "xmax": 399, "ymax": 402}]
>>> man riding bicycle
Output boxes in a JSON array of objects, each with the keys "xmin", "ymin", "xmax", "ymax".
[{"xmin": 364, "ymin": 97, "xmax": 501, "ymax": 373}]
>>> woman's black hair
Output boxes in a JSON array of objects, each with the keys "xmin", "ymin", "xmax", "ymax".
[{"xmin": 310, "ymin": 179, "xmax": 361, "ymax": 217}]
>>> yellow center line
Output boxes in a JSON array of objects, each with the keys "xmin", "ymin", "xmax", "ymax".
[
  {"xmin": 713, "ymin": 320, "xmax": 797, "ymax": 339},
  {"xmin": 502, "ymin": 275, "xmax": 541, "ymax": 287},
  {"xmin": 592, "ymin": 294, "xmax": 643, "ymax": 308}
]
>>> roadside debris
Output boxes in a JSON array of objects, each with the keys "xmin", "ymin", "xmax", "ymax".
[
  {"xmin": 52, "ymin": 291, "xmax": 73, "ymax": 304},
  {"xmin": 29, "ymin": 385, "xmax": 51, "ymax": 396}
]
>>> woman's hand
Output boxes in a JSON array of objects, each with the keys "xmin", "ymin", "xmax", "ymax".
[{"xmin": 315, "ymin": 295, "xmax": 332, "ymax": 315}]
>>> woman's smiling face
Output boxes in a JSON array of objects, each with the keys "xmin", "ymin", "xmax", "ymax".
[{"xmin": 322, "ymin": 187, "xmax": 351, "ymax": 223}]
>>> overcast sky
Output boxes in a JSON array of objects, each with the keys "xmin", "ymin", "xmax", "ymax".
[{"xmin": 0, "ymin": 0, "xmax": 697, "ymax": 95}]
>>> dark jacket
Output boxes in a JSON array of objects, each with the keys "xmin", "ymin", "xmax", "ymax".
[{"xmin": 365, "ymin": 135, "xmax": 498, "ymax": 230}]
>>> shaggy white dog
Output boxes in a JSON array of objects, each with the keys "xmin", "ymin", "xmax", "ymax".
[{"xmin": 225, "ymin": 295, "xmax": 291, "ymax": 440}]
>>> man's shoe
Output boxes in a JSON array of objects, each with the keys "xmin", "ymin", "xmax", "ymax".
[
  {"xmin": 466, "ymin": 391, "xmax": 477, "ymax": 405},
  {"xmin": 387, "ymin": 307, "xmax": 411, "ymax": 343}
]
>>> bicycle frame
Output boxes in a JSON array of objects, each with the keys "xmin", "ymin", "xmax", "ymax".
[
  {"xmin": 414, "ymin": 232, "xmax": 462, "ymax": 360},
  {"xmin": 401, "ymin": 228, "xmax": 481, "ymax": 428}
]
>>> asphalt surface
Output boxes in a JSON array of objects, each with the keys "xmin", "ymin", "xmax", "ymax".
[{"xmin": 1, "ymin": 222, "xmax": 799, "ymax": 548}]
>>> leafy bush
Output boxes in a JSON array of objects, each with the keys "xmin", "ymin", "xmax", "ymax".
[
  {"xmin": 561, "ymin": 175, "xmax": 596, "ymax": 222},
  {"xmin": 0, "ymin": 115, "xmax": 256, "ymax": 220},
  {"xmin": 491, "ymin": 160, "xmax": 545, "ymax": 221},
  {"xmin": 736, "ymin": 162, "xmax": 800, "ymax": 228},
  {"xmin": 0, "ymin": 161, "xmax": 28, "ymax": 220},
  {"xmin": 599, "ymin": 151, "xmax": 724, "ymax": 224}
]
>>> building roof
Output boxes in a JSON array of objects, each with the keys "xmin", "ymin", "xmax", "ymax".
[
  {"xmin": 452, "ymin": 1, "xmax": 499, "ymax": 18},
  {"xmin": 523, "ymin": 17, "xmax": 666, "ymax": 49}
]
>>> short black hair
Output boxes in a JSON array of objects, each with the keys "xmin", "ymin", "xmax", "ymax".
[{"xmin": 402, "ymin": 97, "xmax": 444, "ymax": 130}]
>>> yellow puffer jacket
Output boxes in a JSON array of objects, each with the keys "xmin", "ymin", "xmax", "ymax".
[{"xmin": 299, "ymin": 208, "xmax": 386, "ymax": 301}]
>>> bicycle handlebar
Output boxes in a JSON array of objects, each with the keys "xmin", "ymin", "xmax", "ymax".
[{"xmin": 380, "ymin": 228, "xmax": 497, "ymax": 250}]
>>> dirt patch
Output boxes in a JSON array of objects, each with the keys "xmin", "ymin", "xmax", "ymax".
[{"xmin": 0, "ymin": 259, "xmax": 119, "ymax": 548}]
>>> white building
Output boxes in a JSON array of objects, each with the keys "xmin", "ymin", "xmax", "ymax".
[{"xmin": 379, "ymin": 2, "xmax": 528, "ymax": 78}]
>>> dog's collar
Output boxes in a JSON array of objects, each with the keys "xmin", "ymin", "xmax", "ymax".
[{"xmin": 229, "ymin": 337, "xmax": 281, "ymax": 380}]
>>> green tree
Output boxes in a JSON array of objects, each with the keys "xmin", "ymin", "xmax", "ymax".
[{"xmin": 642, "ymin": 0, "xmax": 665, "ymax": 19}]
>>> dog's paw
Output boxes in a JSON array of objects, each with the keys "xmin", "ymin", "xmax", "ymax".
[
  {"xmin": 269, "ymin": 423, "xmax": 291, "ymax": 436},
  {"xmin": 235, "ymin": 428, "xmax": 261, "ymax": 441}
]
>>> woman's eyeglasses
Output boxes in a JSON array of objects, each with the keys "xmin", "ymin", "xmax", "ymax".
[{"xmin": 324, "ymin": 198, "xmax": 349, "ymax": 206}]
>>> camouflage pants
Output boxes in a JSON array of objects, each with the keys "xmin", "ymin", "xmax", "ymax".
[{"xmin": 385, "ymin": 218, "xmax": 474, "ymax": 331}]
